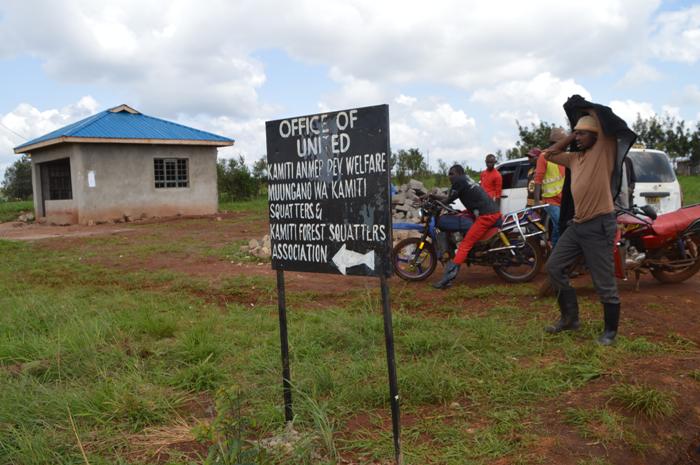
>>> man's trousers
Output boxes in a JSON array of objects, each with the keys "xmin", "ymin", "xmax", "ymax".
[{"xmin": 545, "ymin": 212, "xmax": 619, "ymax": 304}]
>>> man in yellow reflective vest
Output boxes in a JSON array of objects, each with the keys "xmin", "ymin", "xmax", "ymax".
[{"xmin": 533, "ymin": 128, "xmax": 566, "ymax": 246}]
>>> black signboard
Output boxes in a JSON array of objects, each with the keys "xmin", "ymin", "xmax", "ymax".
[{"xmin": 265, "ymin": 105, "xmax": 392, "ymax": 277}]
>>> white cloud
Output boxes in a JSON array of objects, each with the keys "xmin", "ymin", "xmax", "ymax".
[
  {"xmin": 318, "ymin": 69, "xmax": 386, "ymax": 112},
  {"xmin": 609, "ymin": 99, "xmax": 656, "ymax": 123},
  {"xmin": 395, "ymin": 95, "xmax": 417, "ymax": 107},
  {"xmin": 651, "ymin": 4, "xmax": 700, "ymax": 63},
  {"xmin": 388, "ymin": 98, "xmax": 485, "ymax": 169},
  {"xmin": 177, "ymin": 114, "xmax": 267, "ymax": 164},
  {"xmin": 0, "ymin": 0, "xmax": 687, "ymax": 176},
  {"xmin": 471, "ymin": 72, "xmax": 591, "ymax": 125},
  {"xmin": 0, "ymin": 0, "xmax": 660, "ymax": 118},
  {"xmin": 617, "ymin": 62, "xmax": 663, "ymax": 87},
  {"xmin": 0, "ymin": 97, "xmax": 99, "ymax": 173}
]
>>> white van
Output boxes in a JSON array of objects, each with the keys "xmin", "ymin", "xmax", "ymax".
[
  {"xmin": 626, "ymin": 148, "xmax": 682, "ymax": 214},
  {"xmin": 496, "ymin": 157, "xmax": 530, "ymax": 215},
  {"xmin": 496, "ymin": 148, "xmax": 681, "ymax": 215}
]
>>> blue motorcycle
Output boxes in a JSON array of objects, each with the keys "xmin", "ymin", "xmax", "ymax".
[{"xmin": 392, "ymin": 198, "xmax": 547, "ymax": 283}]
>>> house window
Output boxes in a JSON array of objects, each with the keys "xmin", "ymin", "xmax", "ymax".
[
  {"xmin": 43, "ymin": 158, "xmax": 73, "ymax": 200},
  {"xmin": 154, "ymin": 158, "xmax": 189, "ymax": 188}
]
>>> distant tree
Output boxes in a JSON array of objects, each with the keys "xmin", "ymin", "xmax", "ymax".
[
  {"xmin": 217, "ymin": 156, "xmax": 260, "ymax": 201},
  {"xmin": 505, "ymin": 121, "xmax": 558, "ymax": 159},
  {"xmin": 433, "ymin": 159, "xmax": 450, "ymax": 186},
  {"xmin": 690, "ymin": 122, "xmax": 700, "ymax": 164},
  {"xmin": 252, "ymin": 156, "xmax": 268, "ymax": 181},
  {"xmin": 632, "ymin": 114, "xmax": 692, "ymax": 159},
  {"xmin": 464, "ymin": 165, "xmax": 481, "ymax": 182},
  {"xmin": 394, "ymin": 148, "xmax": 428, "ymax": 182},
  {"xmin": 1, "ymin": 155, "xmax": 32, "ymax": 200}
]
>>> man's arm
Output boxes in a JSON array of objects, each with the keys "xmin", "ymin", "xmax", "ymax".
[{"xmin": 542, "ymin": 132, "xmax": 576, "ymax": 166}]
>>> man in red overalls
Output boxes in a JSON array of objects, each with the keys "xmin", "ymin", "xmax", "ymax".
[
  {"xmin": 432, "ymin": 164, "xmax": 502, "ymax": 289},
  {"xmin": 480, "ymin": 153, "xmax": 503, "ymax": 206}
]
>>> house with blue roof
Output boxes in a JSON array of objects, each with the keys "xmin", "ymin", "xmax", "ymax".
[{"xmin": 13, "ymin": 104, "xmax": 234, "ymax": 225}]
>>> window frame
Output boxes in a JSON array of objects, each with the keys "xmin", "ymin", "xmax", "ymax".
[
  {"xmin": 154, "ymin": 158, "xmax": 189, "ymax": 189},
  {"xmin": 44, "ymin": 158, "xmax": 73, "ymax": 200}
]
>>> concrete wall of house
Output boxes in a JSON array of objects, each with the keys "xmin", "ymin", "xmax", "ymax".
[
  {"xmin": 29, "ymin": 145, "xmax": 79, "ymax": 224},
  {"xmin": 72, "ymin": 143, "xmax": 218, "ymax": 224}
]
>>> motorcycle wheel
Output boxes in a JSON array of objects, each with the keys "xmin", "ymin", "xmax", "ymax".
[
  {"xmin": 650, "ymin": 234, "xmax": 700, "ymax": 283},
  {"xmin": 493, "ymin": 237, "xmax": 544, "ymax": 283},
  {"xmin": 392, "ymin": 237, "xmax": 438, "ymax": 281}
]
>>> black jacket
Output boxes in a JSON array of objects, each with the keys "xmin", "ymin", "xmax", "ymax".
[
  {"xmin": 446, "ymin": 175, "xmax": 499, "ymax": 217},
  {"xmin": 559, "ymin": 95, "xmax": 637, "ymax": 231}
]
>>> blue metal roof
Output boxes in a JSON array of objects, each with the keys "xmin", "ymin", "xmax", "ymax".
[{"xmin": 14, "ymin": 105, "xmax": 234, "ymax": 152}]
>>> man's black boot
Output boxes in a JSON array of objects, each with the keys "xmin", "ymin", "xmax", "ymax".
[
  {"xmin": 597, "ymin": 302, "xmax": 620, "ymax": 346},
  {"xmin": 545, "ymin": 288, "xmax": 580, "ymax": 333},
  {"xmin": 432, "ymin": 261, "xmax": 460, "ymax": 289}
]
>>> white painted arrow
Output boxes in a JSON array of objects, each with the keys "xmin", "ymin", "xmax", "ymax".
[{"xmin": 332, "ymin": 244, "xmax": 375, "ymax": 275}]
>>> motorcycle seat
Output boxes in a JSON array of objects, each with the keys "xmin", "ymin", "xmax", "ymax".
[{"xmin": 651, "ymin": 205, "xmax": 700, "ymax": 237}]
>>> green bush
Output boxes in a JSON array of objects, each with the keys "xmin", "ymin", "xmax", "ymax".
[{"xmin": 218, "ymin": 156, "xmax": 262, "ymax": 201}]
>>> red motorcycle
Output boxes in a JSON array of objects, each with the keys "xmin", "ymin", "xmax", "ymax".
[{"xmin": 615, "ymin": 204, "xmax": 700, "ymax": 289}]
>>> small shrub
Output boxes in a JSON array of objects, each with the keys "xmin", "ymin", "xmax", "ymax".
[
  {"xmin": 607, "ymin": 383, "xmax": 675, "ymax": 418},
  {"xmin": 193, "ymin": 386, "xmax": 268, "ymax": 465},
  {"xmin": 174, "ymin": 358, "xmax": 225, "ymax": 391}
]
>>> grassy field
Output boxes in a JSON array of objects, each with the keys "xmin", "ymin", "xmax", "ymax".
[
  {"xmin": 678, "ymin": 175, "xmax": 700, "ymax": 205},
  {"xmin": 0, "ymin": 200, "xmax": 33, "ymax": 223},
  {"xmin": 1, "ymin": 199, "xmax": 697, "ymax": 465}
]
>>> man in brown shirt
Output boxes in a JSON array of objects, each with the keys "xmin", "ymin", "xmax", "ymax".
[{"xmin": 542, "ymin": 113, "xmax": 620, "ymax": 345}]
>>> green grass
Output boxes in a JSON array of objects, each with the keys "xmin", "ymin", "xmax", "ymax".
[
  {"xmin": 564, "ymin": 407, "xmax": 636, "ymax": 448},
  {"xmin": 607, "ymin": 383, "xmax": 676, "ymax": 418},
  {"xmin": 0, "ymin": 199, "xmax": 33, "ymax": 222},
  {"xmin": 219, "ymin": 195, "xmax": 268, "ymax": 214},
  {"xmin": 679, "ymin": 175, "xmax": 700, "ymax": 206},
  {"xmin": 0, "ymin": 204, "xmax": 696, "ymax": 464}
]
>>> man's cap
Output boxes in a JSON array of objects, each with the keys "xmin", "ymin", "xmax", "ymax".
[
  {"xmin": 527, "ymin": 148, "xmax": 542, "ymax": 158},
  {"xmin": 573, "ymin": 115, "xmax": 600, "ymax": 133}
]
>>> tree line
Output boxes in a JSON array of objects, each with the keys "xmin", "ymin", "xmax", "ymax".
[
  {"xmin": 3, "ymin": 113, "xmax": 699, "ymax": 202},
  {"xmin": 500, "ymin": 115, "xmax": 700, "ymax": 162}
]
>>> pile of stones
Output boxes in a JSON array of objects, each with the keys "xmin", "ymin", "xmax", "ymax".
[{"xmin": 242, "ymin": 234, "xmax": 271, "ymax": 259}]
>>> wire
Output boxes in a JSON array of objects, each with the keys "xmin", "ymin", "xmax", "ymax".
[{"xmin": 0, "ymin": 121, "xmax": 28, "ymax": 141}]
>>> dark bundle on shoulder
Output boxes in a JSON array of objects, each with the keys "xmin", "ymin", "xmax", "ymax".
[{"xmin": 558, "ymin": 95, "xmax": 637, "ymax": 232}]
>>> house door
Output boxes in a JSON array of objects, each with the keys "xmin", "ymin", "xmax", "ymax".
[{"xmin": 38, "ymin": 158, "xmax": 73, "ymax": 216}]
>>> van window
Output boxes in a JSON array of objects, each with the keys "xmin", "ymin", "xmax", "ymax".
[
  {"xmin": 628, "ymin": 152, "xmax": 676, "ymax": 183},
  {"xmin": 498, "ymin": 164, "xmax": 518, "ymax": 189},
  {"xmin": 514, "ymin": 163, "xmax": 530, "ymax": 188}
]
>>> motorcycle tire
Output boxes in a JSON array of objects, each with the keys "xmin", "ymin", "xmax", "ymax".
[
  {"xmin": 493, "ymin": 237, "xmax": 544, "ymax": 283},
  {"xmin": 650, "ymin": 234, "xmax": 700, "ymax": 284},
  {"xmin": 392, "ymin": 237, "xmax": 438, "ymax": 282}
]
